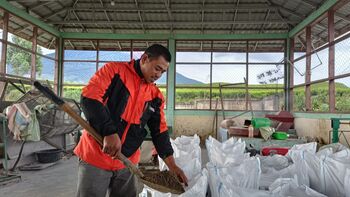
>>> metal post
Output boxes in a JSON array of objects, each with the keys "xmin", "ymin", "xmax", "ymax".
[
  {"xmin": 1, "ymin": 115, "xmax": 8, "ymax": 175},
  {"xmin": 289, "ymin": 38, "xmax": 295, "ymax": 111},
  {"xmin": 328, "ymin": 10, "xmax": 335, "ymax": 112},
  {"xmin": 245, "ymin": 41, "xmax": 249, "ymax": 111},
  {"xmin": 219, "ymin": 83, "xmax": 225, "ymax": 119},
  {"xmin": 31, "ymin": 26, "xmax": 38, "ymax": 81},
  {"xmin": 209, "ymin": 41, "xmax": 213, "ymax": 110},
  {"xmin": 331, "ymin": 118, "xmax": 339, "ymax": 143},
  {"xmin": 305, "ymin": 26, "xmax": 312, "ymax": 111},
  {"xmin": 0, "ymin": 12, "xmax": 9, "ymax": 97}
]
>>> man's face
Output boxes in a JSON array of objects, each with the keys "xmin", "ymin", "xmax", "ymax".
[{"xmin": 140, "ymin": 54, "xmax": 169, "ymax": 83}]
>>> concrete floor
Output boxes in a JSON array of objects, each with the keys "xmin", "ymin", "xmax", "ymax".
[
  {"xmin": 0, "ymin": 157, "xmax": 78, "ymax": 197},
  {"xmin": 0, "ymin": 147, "xmax": 209, "ymax": 197}
]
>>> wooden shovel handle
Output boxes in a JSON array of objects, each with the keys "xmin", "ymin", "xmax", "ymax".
[{"xmin": 33, "ymin": 81, "xmax": 144, "ymax": 178}]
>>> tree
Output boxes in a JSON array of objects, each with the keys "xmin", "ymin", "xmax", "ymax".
[{"xmin": 7, "ymin": 36, "xmax": 42, "ymax": 77}]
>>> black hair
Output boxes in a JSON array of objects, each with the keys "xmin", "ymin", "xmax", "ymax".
[{"xmin": 144, "ymin": 44, "xmax": 171, "ymax": 62}]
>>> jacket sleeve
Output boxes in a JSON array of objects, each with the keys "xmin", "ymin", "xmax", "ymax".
[
  {"xmin": 147, "ymin": 93, "xmax": 174, "ymax": 160},
  {"xmin": 80, "ymin": 62, "xmax": 119, "ymax": 137}
]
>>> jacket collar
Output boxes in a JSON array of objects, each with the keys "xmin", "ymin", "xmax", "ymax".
[{"xmin": 133, "ymin": 59, "xmax": 144, "ymax": 79}]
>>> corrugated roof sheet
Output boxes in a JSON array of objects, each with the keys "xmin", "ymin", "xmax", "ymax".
[{"xmin": 0, "ymin": 0, "xmax": 348, "ymax": 51}]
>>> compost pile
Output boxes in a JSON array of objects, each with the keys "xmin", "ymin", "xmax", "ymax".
[{"xmin": 141, "ymin": 170, "xmax": 185, "ymax": 194}]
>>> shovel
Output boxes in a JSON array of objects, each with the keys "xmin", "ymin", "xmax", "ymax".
[{"xmin": 33, "ymin": 81, "xmax": 185, "ymax": 194}]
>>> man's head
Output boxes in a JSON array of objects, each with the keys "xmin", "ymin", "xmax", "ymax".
[{"xmin": 140, "ymin": 44, "xmax": 171, "ymax": 83}]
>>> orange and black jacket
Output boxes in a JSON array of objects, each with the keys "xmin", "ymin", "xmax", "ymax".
[{"xmin": 74, "ymin": 59, "xmax": 173, "ymax": 171}]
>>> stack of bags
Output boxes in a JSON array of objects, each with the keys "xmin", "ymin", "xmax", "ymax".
[{"xmin": 206, "ymin": 137, "xmax": 326, "ymax": 197}]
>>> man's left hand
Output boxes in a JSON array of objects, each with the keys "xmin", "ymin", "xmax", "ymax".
[
  {"xmin": 168, "ymin": 165, "xmax": 188, "ymax": 186},
  {"xmin": 164, "ymin": 155, "xmax": 188, "ymax": 186}
]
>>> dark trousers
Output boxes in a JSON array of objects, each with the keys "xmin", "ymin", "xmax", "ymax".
[{"xmin": 76, "ymin": 159, "xmax": 141, "ymax": 197}]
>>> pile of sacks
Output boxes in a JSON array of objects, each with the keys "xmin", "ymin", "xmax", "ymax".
[
  {"xmin": 140, "ymin": 135, "xmax": 350, "ymax": 197},
  {"xmin": 141, "ymin": 134, "xmax": 208, "ymax": 197},
  {"xmin": 206, "ymin": 136, "xmax": 350, "ymax": 197}
]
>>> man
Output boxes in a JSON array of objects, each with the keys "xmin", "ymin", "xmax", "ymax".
[{"xmin": 75, "ymin": 44, "xmax": 188, "ymax": 197}]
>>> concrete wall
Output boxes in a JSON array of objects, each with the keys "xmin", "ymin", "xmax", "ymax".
[
  {"xmin": 173, "ymin": 112, "xmax": 350, "ymax": 147},
  {"xmin": 295, "ymin": 118, "xmax": 350, "ymax": 146},
  {"xmin": 174, "ymin": 114, "xmax": 248, "ymax": 144}
]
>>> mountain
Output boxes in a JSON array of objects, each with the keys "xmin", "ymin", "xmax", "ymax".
[
  {"xmin": 157, "ymin": 72, "xmax": 202, "ymax": 85},
  {"xmin": 39, "ymin": 52, "xmax": 203, "ymax": 85}
]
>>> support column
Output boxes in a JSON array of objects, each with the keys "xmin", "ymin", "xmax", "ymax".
[
  {"xmin": 209, "ymin": 41, "xmax": 213, "ymax": 110},
  {"xmin": 96, "ymin": 40, "xmax": 99, "ymax": 72},
  {"xmin": 285, "ymin": 39, "xmax": 289, "ymax": 111},
  {"xmin": 166, "ymin": 38, "xmax": 175, "ymax": 130},
  {"xmin": 31, "ymin": 26, "xmax": 37, "ymax": 81},
  {"xmin": 288, "ymin": 38, "xmax": 295, "ymax": 111},
  {"xmin": 0, "ymin": 12, "xmax": 9, "ymax": 97},
  {"xmin": 328, "ymin": 10, "xmax": 335, "ymax": 112},
  {"xmin": 54, "ymin": 37, "xmax": 64, "ymax": 96},
  {"xmin": 305, "ymin": 26, "xmax": 312, "ymax": 111},
  {"xmin": 245, "ymin": 41, "xmax": 249, "ymax": 111}
]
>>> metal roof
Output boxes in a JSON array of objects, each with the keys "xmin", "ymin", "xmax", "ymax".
[{"xmin": 2, "ymin": 0, "xmax": 350, "ymax": 52}]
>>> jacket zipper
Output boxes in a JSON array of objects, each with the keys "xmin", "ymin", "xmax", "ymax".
[{"xmin": 121, "ymin": 79, "xmax": 143, "ymax": 143}]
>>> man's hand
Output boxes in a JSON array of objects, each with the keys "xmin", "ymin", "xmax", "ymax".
[
  {"xmin": 102, "ymin": 133, "xmax": 121, "ymax": 158},
  {"xmin": 164, "ymin": 155, "xmax": 188, "ymax": 186}
]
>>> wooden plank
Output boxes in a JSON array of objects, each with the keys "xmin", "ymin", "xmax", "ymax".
[{"xmin": 0, "ymin": 12, "xmax": 9, "ymax": 98}]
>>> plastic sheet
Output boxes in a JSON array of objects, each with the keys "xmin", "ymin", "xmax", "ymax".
[
  {"xmin": 345, "ymin": 168, "xmax": 350, "ymax": 197},
  {"xmin": 144, "ymin": 135, "xmax": 207, "ymax": 197},
  {"xmin": 159, "ymin": 134, "xmax": 201, "ymax": 181},
  {"xmin": 206, "ymin": 136, "xmax": 247, "ymax": 167},
  {"xmin": 303, "ymin": 149, "xmax": 350, "ymax": 197},
  {"xmin": 269, "ymin": 177, "xmax": 327, "ymax": 197}
]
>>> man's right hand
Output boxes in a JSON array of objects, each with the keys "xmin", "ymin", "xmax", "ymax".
[{"xmin": 102, "ymin": 133, "xmax": 121, "ymax": 158}]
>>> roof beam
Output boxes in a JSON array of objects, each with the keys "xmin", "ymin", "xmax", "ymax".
[
  {"xmin": 52, "ymin": 4, "xmax": 280, "ymax": 13},
  {"xmin": 300, "ymin": 0, "xmax": 319, "ymax": 9},
  {"xmin": 68, "ymin": 40, "xmax": 75, "ymax": 49},
  {"xmin": 254, "ymin": 9, "xmax": 271, "ymax": 51},
  {"xmin": 335, "ymin": 12, "xmax": 350, "ymax": 23},
  {"xmin": 267, "ymin": 1, "xmax": 307, "ymax": 22},
  {"xmin": 99, "ymin": 0, "xmax": 114, "ymax": 33},
  {"xmin": 201, "ymin": 0, "xmax": 205, "ymax": 33},
  {"xmin": 134, "ymin": 0, "xmax": 146, "ymax": 33},
  {"xmin": 72, "ymin": 9, "xmax": 86, "ymax": 33},
  {"xmin": 61, "ymin": 32, "xmax": 288, "ymax": 40},
  {"xmin": 60, "ymin": 26, "xmax": 289, "ymax": 32},
  {"xmin": 60, "ymin": 0, "xmax": 79, "ymax": 33},
  {"xmin": 338, "ymin": 23, "xmax": 350, "ymax": 36},
  {"xmin": 268, "ymin": 0, "xmax": 329, "ymax": 33},
  {"xmin": 27, "ymin": 1, "xmax": 53, "ymax": 11},
  {"xmin": 42, "ymin": 7, "xmax": 68, "ymax": 20},
  {"xmin": 288, "ymin": 0, "xmax": 338, "ymax": 38},
  {"xmin": 104, "ymin": 11, "xmax": 114, "ymax": 33},
  {"xmin": 0, "ymin": 0, "xmax": 60, "ymax": 36},
  {"xmin": 200, "ymin": 0, "xmax": 205, "ymax": 51},
  {"xmin": 266, "ymin": 0, "xmax": 290, "ymax": 29},
  {"xmin": 228, "ymin": 0, "xmax": 240, "ymax": 51},
  {"xmin": 50, "ymin": 20, "xmax": 297, "ymax": 25},
  {"xmin": 314, "ymin": 19, "xmax": 343, "ymax": 45},
  {"xmin": 163, "ymin": 0, "xmax": 173, "ymax": 32},
  {"xmin": 8, "ymin": 0, "xmax": 57, "ymax": 1},
  {"xmin": 301, "ymin": 0, "xmax": 350, "ymax": 23}
]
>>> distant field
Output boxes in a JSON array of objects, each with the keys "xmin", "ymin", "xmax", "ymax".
[{"xmin": 4, "ymin": 82, "xmax": 350, "ymax": 112}]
